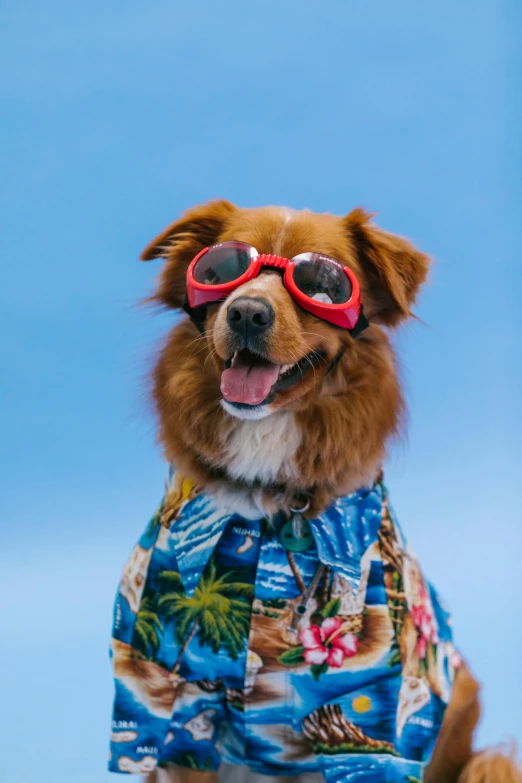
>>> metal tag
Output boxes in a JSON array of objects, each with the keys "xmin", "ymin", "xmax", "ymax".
[{"xmin": 280, "ymin": 512, "xmax": 314, "ymax": 552}]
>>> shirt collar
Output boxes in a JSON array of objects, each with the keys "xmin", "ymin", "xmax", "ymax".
[{"xmin": 166, "ymin": 471, "xmax": 385, "ymax": 597}]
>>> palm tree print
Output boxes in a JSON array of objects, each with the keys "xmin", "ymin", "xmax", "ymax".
[
  {"xmin": 158, "ymin": 560, "xmax": 254, "ymax": 673},
  {"xmin": 285, "ymin": 551, "xmax": 306, "ymax": 593},
  {"xmin": 132, "ymin": 597, "xmax": 162, "ymax": 659}
]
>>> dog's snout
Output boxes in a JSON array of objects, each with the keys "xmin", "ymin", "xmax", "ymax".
[{"xmin": 226, "ymin": 297, "xmax": 274, "ymax": 341}]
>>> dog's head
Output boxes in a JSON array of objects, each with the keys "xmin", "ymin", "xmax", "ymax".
[{"xmin": 142, "ymin": 201, "xmax": 430, "ymax": 511}]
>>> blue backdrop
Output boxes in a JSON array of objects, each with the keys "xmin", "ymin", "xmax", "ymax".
[{"xmin": 1, "ymin": 2, "xmax": 521, "ymax": 781}]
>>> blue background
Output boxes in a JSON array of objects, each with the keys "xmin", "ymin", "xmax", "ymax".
[{"xmin": 1, "ymin": 1, "xmax": 521, "ymax": 781}]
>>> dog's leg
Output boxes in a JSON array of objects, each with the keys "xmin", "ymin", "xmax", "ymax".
[
  {"xmin": 218, "ymin": 765, "xmax": 323, "ymax": 783},
  {"xmin": 424, "ymin": 663, "xmax": 480, "ymax": 783},
  {"xmin": 425, "ymin": 663, "xmax": 522, "ymax": 783},
  {"xmin": 145, "ymin": 767, "xmax": 321, "ymax": 783},
  {"xmin": 458, "ymin": 747, "xmax": 522, "ymax": 783},
  {"xmin": 145, "ymin": 765, "xmax": 219, "ymax": 783}
]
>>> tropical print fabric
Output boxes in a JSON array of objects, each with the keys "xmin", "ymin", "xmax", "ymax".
[{"xmin": 109, "ymin": 470, "xmax": 459, "ymax": 781}]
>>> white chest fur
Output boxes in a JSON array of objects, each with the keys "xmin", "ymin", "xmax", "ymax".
[{"xmin": 224, "ymin": 411, "xmax": 302, "ymax": 485}]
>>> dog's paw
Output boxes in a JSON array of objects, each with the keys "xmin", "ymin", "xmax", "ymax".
[{"xmin": 459, "ymin": 746, "xmax": 522, "ymax": 783}]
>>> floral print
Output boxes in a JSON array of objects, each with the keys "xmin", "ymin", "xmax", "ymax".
[
  {"xmin": 411, "ymin": 584, "xmax": 439, "ymax": 660},
  {"xmin": 301, "ymin": 617, "xmax": 359, "ymax": 668},
  {"xmin": 108, "ymin": 471, "xmax": 458, "ymax": 781}
]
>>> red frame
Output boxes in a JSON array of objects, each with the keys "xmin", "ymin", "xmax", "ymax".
[{"xmin": 186, "ymin": 241, "xmax": 362, "ymax": 330}]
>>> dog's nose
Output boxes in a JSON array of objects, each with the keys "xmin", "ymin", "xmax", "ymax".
[{"xmin": 227, "ymin": 297, "xmax": 275, "ymax": 340}]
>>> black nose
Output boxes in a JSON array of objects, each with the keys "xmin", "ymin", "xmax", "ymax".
[{"xmin": 226, "ymin": 297, "xmax": 275, "ymax": 340}]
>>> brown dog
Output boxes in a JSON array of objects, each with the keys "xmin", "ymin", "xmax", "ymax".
[{"xmin": 138, "ymin": 200, "xmax": 520, "ymax": 783}]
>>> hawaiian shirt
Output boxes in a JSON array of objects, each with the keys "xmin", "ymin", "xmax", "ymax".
[{"xmin": 108, "ymin": 470, "xmax": 459, "ymax": 782}]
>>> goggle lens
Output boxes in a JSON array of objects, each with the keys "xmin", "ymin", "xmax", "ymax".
[
  {"xmin": 192, "ymin": 241, "xmax": 256, "ymax": 286},
  {"xmin": 292, "ymin": 253, "xmax": 352, "ymax": 305}
]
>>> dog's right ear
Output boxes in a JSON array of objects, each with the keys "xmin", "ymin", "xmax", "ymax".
[{"xmin": 141, "ymin": 199, "xmax": 236, "ymax": 308}]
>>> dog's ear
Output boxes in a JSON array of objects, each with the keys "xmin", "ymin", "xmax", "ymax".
[
  {"xmin": 345, "ymin": 208, "xmax": 430, "ymax": 326},
  {"xmin": 141, "ymin": 199, "xmax": 236, "ymax": 308}
]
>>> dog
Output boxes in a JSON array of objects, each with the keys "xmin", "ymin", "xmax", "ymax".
[{"xmin": 108, "ymin": 200, "xmax": 521, "ymax": 783}]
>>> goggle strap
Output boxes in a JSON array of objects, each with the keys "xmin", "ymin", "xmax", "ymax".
[
  {"xmin": 182, "ymin": 297, "xmax": 208, "ymax": 334},
  {"xmin": 326, "ymin": 347, "xmax": 346, "ymax": 375},
  {"xmin": 348, "ymin": 305, "xmax": 369, "ymax": 338}
]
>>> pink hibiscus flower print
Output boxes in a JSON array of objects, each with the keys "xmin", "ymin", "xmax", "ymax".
[
  {"xmin": 411, "ymin": 584, "xmax": 439, "ymax": 659},
  {"xmin": 300, "ymin": 617, "xmax": 359, "ymax": 669}
]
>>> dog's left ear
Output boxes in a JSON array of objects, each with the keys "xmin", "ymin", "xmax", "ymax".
[
  {"xmin": 345, "ymin": 208, "xmax": 430, "ymax": 327},
  {"xmin": 141, "ymin": 199, "xmax": 237, "ymax": 308}
]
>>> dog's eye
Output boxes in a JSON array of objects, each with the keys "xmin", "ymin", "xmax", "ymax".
[
  {"xmin": 193, "ymin": 242, "xmax": 255, "ymax": 286},
  {"xmin": 292, "ymin": 255, "xmax": 352, "ymax": 305}
]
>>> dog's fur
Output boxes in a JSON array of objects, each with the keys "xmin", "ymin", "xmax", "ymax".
[{"xmin": 140, "ymin": 200, "xmax": 521, "ymax": 782}]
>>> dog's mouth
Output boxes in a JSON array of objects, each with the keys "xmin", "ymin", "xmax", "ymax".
[{"xmin": 220, "ymin": 348, "xmax": 325, "ymax": 407}]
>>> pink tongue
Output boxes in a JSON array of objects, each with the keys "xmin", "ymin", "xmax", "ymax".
[{"xmin": 221, "ymin": 353, "xmax": 280, "ymax": 405}]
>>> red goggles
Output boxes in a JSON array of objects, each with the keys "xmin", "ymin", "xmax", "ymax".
[{"xmin": 185, "ymin": 241, "xmax": 368, "ymax": 335}]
